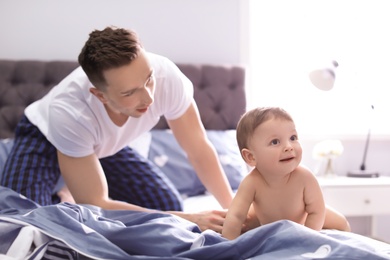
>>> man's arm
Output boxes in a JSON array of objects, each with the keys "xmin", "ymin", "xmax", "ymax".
[
  {"xmin": 167, "ymin": 100, "xmax": 234, "ymax": 209},
  {"xmin": 57, "ymin": 151, "xmax": 153, "ymax": 211},
  {"xmin": 58, "ymin": 148, "xmax": 229, "ymax": 233}
]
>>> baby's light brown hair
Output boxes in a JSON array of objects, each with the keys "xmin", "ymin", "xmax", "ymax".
[{"xmin": 236, "ymin": 107, "xmax": 294, "ymax": 156}]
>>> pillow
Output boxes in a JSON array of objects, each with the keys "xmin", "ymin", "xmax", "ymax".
[
  {"xmin": 0, "ymin": 139, "xmax": 14, "ymax": 180},
  {"xmin": 148, "ymin": 130, "xmax": 247, "ymax": 197}
]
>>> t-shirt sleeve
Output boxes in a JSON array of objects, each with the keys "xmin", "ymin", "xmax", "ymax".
[{"xmin": 155, "ymin": 58, "xmax": 194, "ymax": 121}]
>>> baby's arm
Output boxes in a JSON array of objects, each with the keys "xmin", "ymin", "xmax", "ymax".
[
  {"xmin": 300, "ymin": 166, "xmax": 326, "ymax": 230},
  {"xmin": 222, "ymin": 176, "xmax": 255, "ymax": 240}
]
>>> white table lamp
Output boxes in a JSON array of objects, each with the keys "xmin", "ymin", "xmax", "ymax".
[{"xmin": 309, "ymin": 60, "xmax": 379, "ymax": 178}]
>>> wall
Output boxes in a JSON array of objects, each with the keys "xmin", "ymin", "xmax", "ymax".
[
  {"xmin": 0, "ymin": 0, "xmax": 246, "ymax": 64},
  {"xmin": 1, "ymin": 0, "xmax": 389, "ymax": 242}
]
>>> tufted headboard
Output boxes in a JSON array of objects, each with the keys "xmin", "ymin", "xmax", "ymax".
[{"xmin": 0, "ymin": 60, "xmax": 246, "ymax": 139}]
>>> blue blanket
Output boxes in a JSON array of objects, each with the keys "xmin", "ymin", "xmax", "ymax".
[{"xmin": 0, "ymin": 186, "xmax": 389, "ymax": 260}]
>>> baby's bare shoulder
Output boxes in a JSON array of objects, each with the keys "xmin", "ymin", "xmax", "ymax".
[
  {"xmin": 291, "ymin": 165, "xmax": 318, "ymax": 182},
  {"xmin": 241, "ymin": 168, "xmax": 264, "ymax": 184}
]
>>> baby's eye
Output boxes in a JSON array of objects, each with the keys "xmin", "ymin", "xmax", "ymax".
[
  {"xmin": 270, "ymin": 139, "xmax": 280, "ymax": 145},
  {"xmin": 290, "ymin": 135, "xmax": 298, "ymax": 141}
]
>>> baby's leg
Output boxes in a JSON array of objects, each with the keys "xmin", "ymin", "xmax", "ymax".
[{"xmin": 323, "ymin": 205, "xmax": 351, "ymax": 231}]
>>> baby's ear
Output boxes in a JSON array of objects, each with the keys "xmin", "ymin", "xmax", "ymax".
[{"xmin": 241, "ymin": 148, "xmax": 256, "ymax": 167}]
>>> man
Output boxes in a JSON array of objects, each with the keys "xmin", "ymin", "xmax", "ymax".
[{"xmin": 1, "ymin": 26, "xmax": 233, "ymax": 232}]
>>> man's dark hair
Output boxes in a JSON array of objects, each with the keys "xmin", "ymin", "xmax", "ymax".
[{"xmin": 78, "ymin": 26, "xmax": 142, "ymax": 90}]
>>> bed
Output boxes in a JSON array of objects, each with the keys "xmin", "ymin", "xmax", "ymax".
[{"xmin": 0, "ymin": 60, "xmax": 390, "ymax": 259}]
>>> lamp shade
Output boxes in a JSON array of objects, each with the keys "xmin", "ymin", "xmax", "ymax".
[{"xmin": 309, "ymin": 60, "xmax": 338, "ymax": 91}]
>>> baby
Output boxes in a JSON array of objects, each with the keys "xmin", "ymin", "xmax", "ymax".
[{"xmin": 222, "ymin": 107, "xmax": 349, "ymax": 240}]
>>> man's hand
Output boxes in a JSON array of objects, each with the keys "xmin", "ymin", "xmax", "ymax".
[
  {"xmin": 188, "ymin": 208, "xmax": 259, "ymax": 234},
  {"xmin": 172, "ymin": 209, "xmax": 227, "ymax": 233},
  {"xmin": 192, "ymin": 209, "xmax": 228, "ymax": 233}
]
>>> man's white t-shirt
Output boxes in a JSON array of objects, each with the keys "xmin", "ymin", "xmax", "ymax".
[{"xmin": 25, "ymin": 52, "xmax": 193, "ymax": 158}]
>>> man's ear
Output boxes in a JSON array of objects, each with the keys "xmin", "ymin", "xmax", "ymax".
[
  {"xmin": 241, "ymin": 148, "xmax": 256, "ymax": 167},
  {"xmin": 89, "ymin": 88, "xmax": 107, "ymax": 103}
]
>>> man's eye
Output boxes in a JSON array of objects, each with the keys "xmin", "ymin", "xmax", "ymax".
[
  {"xmin": 123, "ymin": 91, "xmax": 134, "ymax": 97},
  {"xmin": 145, "ymin": 74, "xmax": 155, "ymax": 87},
  {"xmin": 122, "ymin": 90, "xmax": 136, "ymax": 97}
]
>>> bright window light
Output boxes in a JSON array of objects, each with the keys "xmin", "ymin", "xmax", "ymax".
[{"xmin": 248, "ymin": 0, "xmax": 390, "ymax": 137}]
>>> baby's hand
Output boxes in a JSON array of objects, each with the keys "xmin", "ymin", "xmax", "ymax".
[{"xmin": 241, "ymin": 211, "xmax": 260, "ymax": 234}]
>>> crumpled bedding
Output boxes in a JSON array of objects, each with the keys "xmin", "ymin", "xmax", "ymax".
[{"xmin": 0, "ymin": 186, "xmax": 389, "ymax": 260}]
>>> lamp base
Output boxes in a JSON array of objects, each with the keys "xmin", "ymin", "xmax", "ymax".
[{"xmin": 347, "ymin": 170, "xmax": 380, "ymax": 178}]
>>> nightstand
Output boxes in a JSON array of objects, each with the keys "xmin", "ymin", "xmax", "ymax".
[{"xmin": 317, "ymin": 176, "xmax": 390, "ymax": 238}]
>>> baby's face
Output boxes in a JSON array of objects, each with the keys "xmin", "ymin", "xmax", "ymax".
[{"xmin": 248, "ymin": 118, "xmax": 302, "ymax": 176}]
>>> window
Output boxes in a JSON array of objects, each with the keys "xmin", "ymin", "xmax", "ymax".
[{"xmin": 248, "ymin": 0, "xmax": 390, "ymax": 137}]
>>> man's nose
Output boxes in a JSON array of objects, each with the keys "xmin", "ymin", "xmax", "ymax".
[{"xmin": 141, "ymin": 87, "xmax": 153, "ymax": 105}]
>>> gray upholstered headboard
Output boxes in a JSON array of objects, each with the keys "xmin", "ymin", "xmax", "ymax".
[{"xmin": 0, "ymin": 60, "xmax": 246, "ymax": 139}]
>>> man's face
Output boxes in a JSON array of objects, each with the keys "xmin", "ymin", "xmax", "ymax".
[{"xmin": 91, "ymin": 49, "xmax": 155, "ymax": 120}]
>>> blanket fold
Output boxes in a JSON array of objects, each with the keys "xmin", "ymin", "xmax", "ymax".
[{"xmin": 0, "ymin": 186, "xmax": 389, "ymax": 260}]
